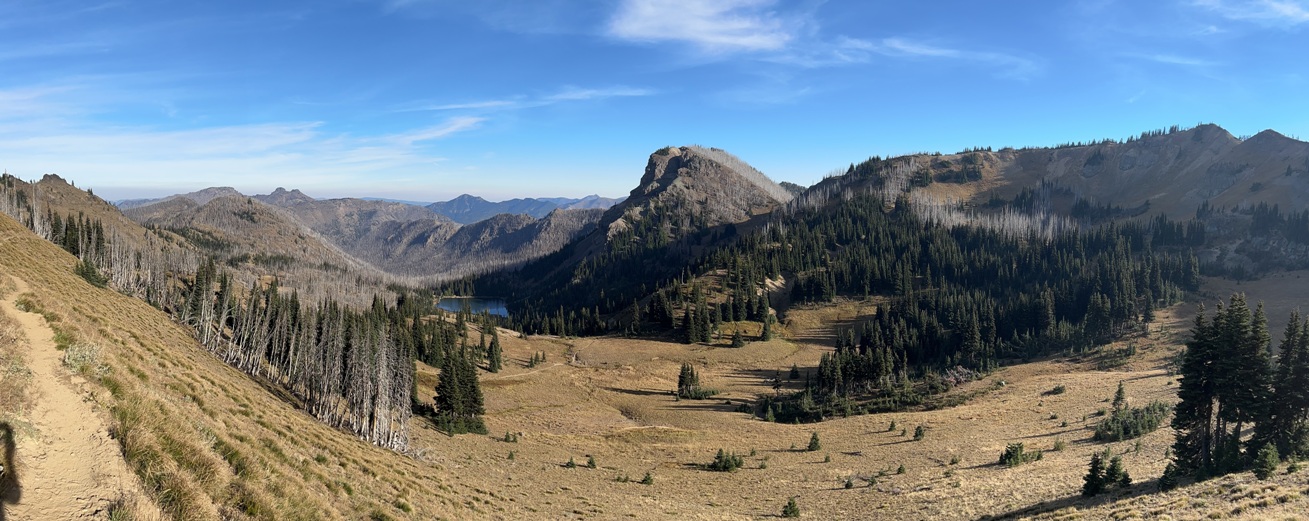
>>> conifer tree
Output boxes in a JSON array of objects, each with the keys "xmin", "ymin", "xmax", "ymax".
[
  {"xmin": 1082, "ymin": 453, "xmax": 1106, "ymax": 497},
  {"xmin": 487, "ymin": 327, "xmax": 503, "ymax": 373}
]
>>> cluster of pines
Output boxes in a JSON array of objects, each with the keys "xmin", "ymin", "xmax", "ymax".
[{"xmin": 1166, "ymin": 294, "xmax": 1309, "ymax": 485}]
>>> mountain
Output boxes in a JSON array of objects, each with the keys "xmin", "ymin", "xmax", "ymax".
[
  {"xmin": 120, "ymin": 186, "xmax": 602, "ymax": 279},
  {"xmin": 115, "ymin": 186, "xmax": 245, "ymax": 210},
  {"xmin": 887, "ymin": 124, "xmax": 1309, "ymax": 220},
  {"xmin": 427, "ymin": 193, "xmax": 623, "ymax": 224},
  {"xmin": 474, "ymin": 145, "xmax": 794, "ymax": 313},
  {"xmin": 252, "ymin": 187, "xmax": 315, "ymax": 206}
]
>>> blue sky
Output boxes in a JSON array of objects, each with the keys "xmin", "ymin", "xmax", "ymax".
[{"xmin": 1, "ymin": 0, "xmax": 1307, "ymax": 202}]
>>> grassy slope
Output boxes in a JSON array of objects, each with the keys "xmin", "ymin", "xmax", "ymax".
[
  {"xmin": 7, "ymin": 204, "xmax": 1309, "ymax": 520},
  {"xmin": 0, "ymin": 213, "xmax": 486, "ymax": 520}
]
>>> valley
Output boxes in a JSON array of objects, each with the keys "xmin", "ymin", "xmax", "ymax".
[{"xmin": 5, "ymin": 125, "xmax": 1309, "ymax": 520}]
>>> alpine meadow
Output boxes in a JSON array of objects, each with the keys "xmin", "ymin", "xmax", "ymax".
[{"xmin": 4, "ymin": 1, "xmax": 1309, "ymax": 520}]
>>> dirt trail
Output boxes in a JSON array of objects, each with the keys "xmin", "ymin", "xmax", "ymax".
[{"xmin": 1, "ymin": 276, "xmax": 151, "ymax": 520}]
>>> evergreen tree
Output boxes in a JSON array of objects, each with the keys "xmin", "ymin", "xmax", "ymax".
[
  {"xmin": 1172, "ymin": 304, "xmax": 1220, "ymax": 475},
  {"xmin": 807, "ymin": 431, "xmax": 821, "ymax": 452},
  {"xmin": 487, "ymin": 327, "xmax": 503, "ymax": 373},
  {"xmin": 1105, "ymin": 456, "xmax": 1130, "ymax": 488},
  {"xmin": 731, "ymin": 328, "xmax": 745, "ymax": 348},
  {"xmin": 1254, "ymin": 444, "xmax": 1279, "ymax": 480},
  {"xmin": 434, "ymin": 346, "xmax": 486, "ymax": 434},
  {"xmin": 1158, "ymin": 461, "xmax": 1181, "ymax": 492},
  {"xmin": 1082, "ymin": 453, "xmax": 1106, "ymax": 497}
]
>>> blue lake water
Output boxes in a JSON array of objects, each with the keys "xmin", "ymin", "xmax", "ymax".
[{"xmin": 437, "ymin": 297, "xmax": 508, "ymax": 317}]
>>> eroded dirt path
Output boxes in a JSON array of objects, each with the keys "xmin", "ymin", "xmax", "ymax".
[{"xmin": 1, "ymin": 276, "xmax": 148, "ymax": 520}]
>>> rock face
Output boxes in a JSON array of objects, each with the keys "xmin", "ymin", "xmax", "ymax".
[{"xmin": 596, "ymin": 145, "xmax": 793, "ymax": 244}]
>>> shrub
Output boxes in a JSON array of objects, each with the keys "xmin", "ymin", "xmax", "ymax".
[
  {"xmin": 999, "ymin": 443, "xmax": 1043, "ymax": 467},
  {"xmin": 844, "ymin": 478, "xmax": 854, "ymax": 489},
  {"xmin": 63, "ymin": 343, "xmax": 108, "ymax": 377},
  {"xmin": 640, "ymin": 472, "xmax": 654, "ymax": 485},
  {"xmin": 1254, "ymin": 445, "xmax": 1280, "ymax": 480},
  {"xmin": 781, "ymin": 497, "xmax": 800, "ymax": 518},
  {"xmin": 1045, "ymin": 384, "xmax": 1066, "ymax": 395},
  {"xmin": 807, "ymin": 432, "xmax": 821, "ymax": 452},
  {"xmin": 913, "ymin": 425, "xmax": 926, "ymax": 441},
  {"xmin": 1093, "ymin": 401, "xmax": 1169, "ymax": 442},
  {"xmin": 565, "ymin": 457, "xmax": 577, "ymax": 469},
  {"xmin": 706, "ymin": 449, "xmax": 744, "ymax": 472},
  {"xmin": 587, "ymin": 455, "xmax": 597, "ymax": 469},
  {"xmin": 74, "ymin": 260, "xmax": 108, "ymax": 288},
  {"xmin": 1053, "ymin": 438, "xmax": 1067, "ymax": 451}
]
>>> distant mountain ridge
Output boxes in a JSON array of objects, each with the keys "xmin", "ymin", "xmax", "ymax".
[
  {"xmin": 120, "ymin": 186, "xmax": 603, "ymax": 279},
  {"xmin": 426, "ymin": 194, "xmax": 624, "ymax": 224}
]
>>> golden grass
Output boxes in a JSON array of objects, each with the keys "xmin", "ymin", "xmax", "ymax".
[{"xmin": 8, "ymin": 208, "xmax": 1309, "ymax": 520}]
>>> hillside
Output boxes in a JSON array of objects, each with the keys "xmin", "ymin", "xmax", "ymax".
[
  {"xmin": 472, "ymin": 144, "xmax": 795, "ymax": 321},
  {"xmin": 116, "ymin": 187, "xmax": 246, "ymax": 210},
  {"xmin": 124, "ymin": 187, "xmax": 602, "ymax": 279},
  {"xmin": 0, "ymin": 212, "xmax": 499, "ymax": 519},
  {"xmin": 890, "ymin": 124, "xmax": 1309, "ymax": 221}
]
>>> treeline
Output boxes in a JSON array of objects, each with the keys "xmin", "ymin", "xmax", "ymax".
[
  {"xmin": 708, "ymin": 194, "xmax": 1194, "ymax": 421},
  {"xmin": 1249, "ymin": 201, "xmax": 1309, "ymax": 243}
]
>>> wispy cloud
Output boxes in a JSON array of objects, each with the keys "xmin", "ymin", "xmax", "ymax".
[
  {"xmin": 544, "ymin": 86, "xmax": 654, "ymax": 102},
  {"xmin": 1128, "ymin": 53, "xmax": 1220, "ymax": 66},
  {"xmin": 605, "ymin": 1, "xmax": 1038, "ymax": 80},
  {"xmin": 1192, "ymin": 0, "xmax": 1309, "ymax": 26},
  {"xmin": 0, "ymin": 83, "xmax": 481, "ymax": 198},
  {"xmin": 400, "ymin": 85, "xmax": 654, "ymax": 113},
  {"xmin": 858, "ymin": 37, "xmax": 1041, "ymax": 80},
  {"xmin": 607, "ymin": 0, "xmax": 794, "ymax": 53}
]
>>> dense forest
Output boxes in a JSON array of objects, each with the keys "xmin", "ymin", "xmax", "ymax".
[{"xmin": 457, "ymin": 151, "xmax": 1205, "ymax": 420}]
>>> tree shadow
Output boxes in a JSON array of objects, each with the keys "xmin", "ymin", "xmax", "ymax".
[
  {"xmin": 1, "ymin": 422, "xmax": 19, "ymax": 521},
  {"xmin": 978, "ymin": 479, "xmax": 1159, "ymax": 520},
  {"xmin": 601, "ymin": 386, "xmax": 671, "ymax": 397}
]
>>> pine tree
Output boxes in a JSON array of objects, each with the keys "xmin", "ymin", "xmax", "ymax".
[
  {"xmin": 731, "ymin": 328, "xmax": 745, "ymax": 348},
  {"xmin": 1254, "ymin": 445, "xmax": 1279, "ymax": 480},
  {"xmin": 1082, "ymin": 453, "xmax": 1106, "ymax": 497},
  {"xmin": 487, "ymin": 328, "xmax": 503, "ymax": 373},
  {"xmin": 1158, "ymin": 461, "xmax": 1180, "ymax": 492},
  {"xmin": 1112, "ymin": 381, "xmax": 1127, "ymax": 413},
  {"xmin": 1105, "ymin": 456, "xmax": 1130, "ymax": 488},
  {"xmin": 807, "ymin": 431, "xmax": 821, "ymax": 452},
  {"xmin": 1173, "ymin": 304, "xmax": 1219, "ymax": 475}
]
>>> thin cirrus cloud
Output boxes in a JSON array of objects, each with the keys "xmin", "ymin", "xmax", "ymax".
[
  {"xmin": 400, "ymin": 86, "xmax": 655, "ymax": 113},
  {"xmin": 606, "ymin": 0, "xmax": 794, "ymax": 53},
  {"xmin": 1128, "ymin": 53, "xmax": 1220, "ymax": 67},
  {"xmin": 859, "ymin": 37, "xmax": 1041, "ymax": 80},
  {"xmin": 1192, "ymin": 0, "xmax": 1309, "ymax": 26}
]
